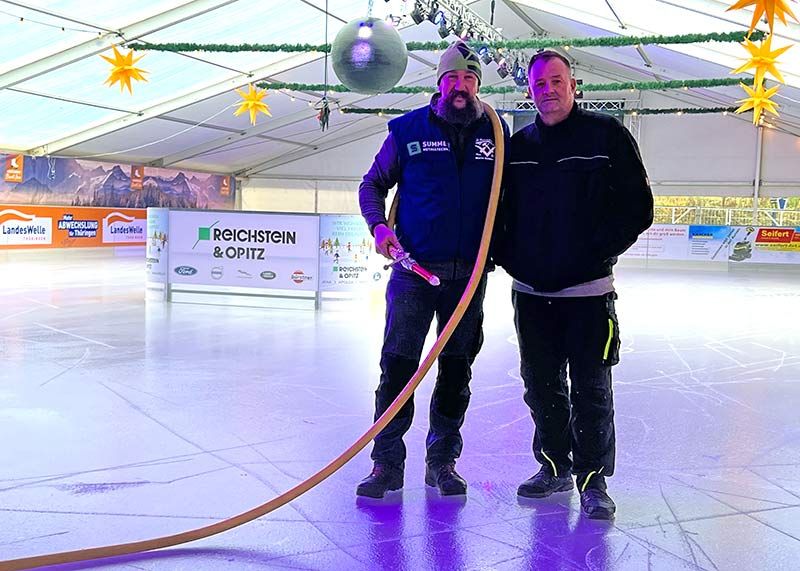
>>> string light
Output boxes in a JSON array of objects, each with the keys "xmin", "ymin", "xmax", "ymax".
[{"xmin": 3, "ymin": 9, "xmax": 102, "ymax": 34}]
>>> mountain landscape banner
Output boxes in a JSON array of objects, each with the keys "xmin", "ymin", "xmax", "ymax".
[{"xmin": 0, "ymin": 153, "xmax": 234, "ymax": 210}]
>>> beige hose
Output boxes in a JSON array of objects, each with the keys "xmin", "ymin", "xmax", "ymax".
[{"xmin": 0, "ymin": 102, "xmax": 504, "ymax": 571}]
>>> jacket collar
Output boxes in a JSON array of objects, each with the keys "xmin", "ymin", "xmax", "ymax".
[{"xmin": 535, "ymin": 102, "xmax": 580, "ymax": 133}]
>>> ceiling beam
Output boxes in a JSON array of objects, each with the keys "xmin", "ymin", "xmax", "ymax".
[
  {"xmin": 0, "ymin": 0, "xmax": 238, "ymax": 90},
  {"xmin": 238, "ymin": 121, "xmax": 391, "ymax": 177},
  {"xmin": 6, "ymin": 87, "xmax": 140, "ymax": 114},
  {"xmin": 157, "ymin": 56, "xmax": 439, "ymax": 166},
  {"xmin": 152, "ymin": 106, "xmax": 325, "ymax": 167},
  {"xmin": 499, "ymin": 0, "xmax": 547, "ymax": 35},
  {"xmin": 156, "ymin": 116, "xmax": 316, "ymax": 149}
]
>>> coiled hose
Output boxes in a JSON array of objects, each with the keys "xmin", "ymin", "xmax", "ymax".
[{"xmin": 0, "ymin": 102, "xmax": 505, "ymax": 571}]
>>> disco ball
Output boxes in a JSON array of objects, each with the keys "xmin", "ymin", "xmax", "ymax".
[{"xmin": 331, "ymin": 17, "xmax": 408, "ymax": 95}]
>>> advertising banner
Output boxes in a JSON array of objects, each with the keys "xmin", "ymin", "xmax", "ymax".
[
  {"xmin": 687, "ymin": 225, "xmax": 735, "ymax": 261},
  {"xmin": 728, "ymin": 226, "xmax": 800, "ymax": 265},
  {"xmin": 146, "ymin": 208, "xmax": 169, "ymax": 283},
  {"xmin": 130, "ymin": 165, "xmax": 144, "ymax": 191},
  {"xmin": 0, "ymin": 204, "xmax": 145, "ymax": 248},
  {"xmin": 0, "ymin": 153, "xmax": 235, "ymax": 210},
  {"xmin": 319, "ymin": 215, "xmax": 389, "ymax": 291},
  {"xmin": 623, "ymin": 224, "xmax": 689, "ymax": 260},
  {"xmin": 4, "ymin": 155, "xmax": 24, "ymax": 183},
  {"xmin": 0, "ymin": 206, "xmax": 51, "ymax": 246},
  {"xmin": 168, "ymin": 210, "xmax": 320, "ymax": 291}
]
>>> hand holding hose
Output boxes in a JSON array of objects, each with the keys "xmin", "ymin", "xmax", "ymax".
[{"xmin": 373, "ymin": 223, "xmax": 402, "ymax": 259}]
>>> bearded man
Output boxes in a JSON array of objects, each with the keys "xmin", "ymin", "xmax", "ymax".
[{"xmin": 356, "ymin": 41, "xmax": 508, "ymax": 499}]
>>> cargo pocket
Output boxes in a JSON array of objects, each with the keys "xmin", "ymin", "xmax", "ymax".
[{"xmin": 601, "ymin": 292, "xmax": 620, "ymax": 366}]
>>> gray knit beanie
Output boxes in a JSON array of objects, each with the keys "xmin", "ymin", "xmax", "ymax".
[{"xmin": 437, "ymin": 41, "xmax": 482, "ymax": 85}]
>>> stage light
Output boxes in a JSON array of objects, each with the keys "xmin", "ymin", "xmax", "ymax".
[
  {"xmin": 437, "ymin": 14, "xmax": 449, "ymax": 38},
  {"xmin": 427, "ymin": 1, "xmax": 440, "ymax": 22},
  {"xmin": 478, "ymin": 45, "xmax": 493, "ymax": 65},
  {"xmin": 410, "ymin": 1, "xmax": 426, "ymax": 24},
  {"xmin": 497, "ymin": 60, "xmax": 509, "ymax": 79},
  {"xmin": 451, "ymin": 17, "xmax": 464, "ymax": 37},
  {"xmin": 512, "ymin": 59, "xmax": 527, "ymax": 87}
]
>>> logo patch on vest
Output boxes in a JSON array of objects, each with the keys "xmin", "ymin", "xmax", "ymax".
[
  {"xmin": 421, "ymin": 140, "xmax": 450, "ymax": 152},
  {"xmin": 474, "ymin": 138, "xmax": 495, "ymax": 161},
  {"xmin": 407, "ymin": 141, "xmax": 422, "ymax": 156}
]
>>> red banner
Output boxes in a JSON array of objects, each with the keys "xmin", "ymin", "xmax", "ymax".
[
  {"xmin": 0, "ymin": 204, "xmax": 146, "ymax": 249},
  {"xmin": 130, "ymin": 165, "xmax": 144, "ymax": 190},
  {"xmin": 4, "ymin": 155, "xmax": 24, "ymax": 183}
]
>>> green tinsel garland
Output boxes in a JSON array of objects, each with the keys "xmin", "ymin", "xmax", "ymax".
[
  {"xmin": 126, "ymin": 30, "xmax": 762, "ymax": 55},
  {"xmin": 581, "ymin": 77, "xmax": 742, "ymax": 92},
  {"xmin": 127, "ymin": 42, "xmax": 330, "ymax": 53},
  {"xmin": 341, "ymin": 106, "xmax": 739, "ymax": 116},
  {"xmin": 256, "ymin": 77, "xmax": 744, "ymax": 95},
  {"xmin": 408, "ymin": 30, "xmax": 764, "ymax": 52},
  {"xmin": 631, "ymin": 106, "xmax": 738, "ymax": 116}
]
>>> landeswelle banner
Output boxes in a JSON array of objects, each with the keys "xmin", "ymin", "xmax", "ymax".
[
  {"xmin": 0, "ymin": 204, "xmax": 145, "ymax": 248},
  {"xmin": 168, "ymin": 210, "xmax": 320, "ymax": 291},
  {"xmin": 319, "ymin": 214, "xmax": 389, "ymax": 291}
]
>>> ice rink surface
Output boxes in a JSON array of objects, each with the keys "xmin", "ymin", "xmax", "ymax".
[{"xmin": 1, "ymin": 248, "xmax": 799, "ymax": 570}]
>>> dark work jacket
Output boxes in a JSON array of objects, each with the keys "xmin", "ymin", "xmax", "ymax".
[
  {"xmin": 496, "ymin": 104, "xmax": 653, "ymax": 292},
  {"xmin": 387, "ymin": 106, "xmax": 503, "ymax": 262}
]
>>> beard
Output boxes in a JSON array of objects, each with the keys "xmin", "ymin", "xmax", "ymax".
[{"xmin": 434, "ymin": 89, "xmax": 482, "ymax": 125}]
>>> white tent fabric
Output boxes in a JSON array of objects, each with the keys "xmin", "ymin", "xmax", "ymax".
[{"xmin": 0, "ymin": 0, "xmax": 798, "ymax": 189}]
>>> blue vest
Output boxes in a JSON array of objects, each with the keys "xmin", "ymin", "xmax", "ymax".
[{"xmin": 389, "ymin": 106, "xmax": 500, "ymax": 263}]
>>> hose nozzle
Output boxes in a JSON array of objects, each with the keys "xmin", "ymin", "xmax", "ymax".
[{"xmin": 385, "ymin": 247, "xmax": 441, "ymax": 286}]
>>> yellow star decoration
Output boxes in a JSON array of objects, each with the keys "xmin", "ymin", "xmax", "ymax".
[
  {"xmin": 726, "ymin": 0, "xmax": 799, "ymax": 35},
  {"xmin": 100, "ymin": 46, "xmax": 148, "ymax": 94},
  {"xmin": 735, "ymin": 82, "xmax": 780, "ymax": 124},
  {"xmin": 234, "ymin": 84, "xmax": 272, "ymax": 125},
  {"xmin": 732, "ymin": 34, "xmax": 792, "ymax": 85}
]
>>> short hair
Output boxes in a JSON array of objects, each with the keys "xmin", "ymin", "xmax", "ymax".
[{"xmin": 527, "ymin": 50, "xmax": 572, "ymax": 77}]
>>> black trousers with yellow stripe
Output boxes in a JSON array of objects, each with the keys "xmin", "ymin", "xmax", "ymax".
[{"xmin": 512, "ymin": 290, "xmax": 620, "ymax": 490}]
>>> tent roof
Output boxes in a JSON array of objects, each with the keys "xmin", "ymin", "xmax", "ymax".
[{"xmin": 1, "ymin": 0, "xmax": 798, "ymax": 175}]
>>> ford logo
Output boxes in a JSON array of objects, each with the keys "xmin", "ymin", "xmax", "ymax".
[
  {"xmin": 260, "ymin": 270, "xmax": 277, "ymax": 280},
  {"xmin": 174, "ymin": 265, "xmax": 198, "ymax": 276}
]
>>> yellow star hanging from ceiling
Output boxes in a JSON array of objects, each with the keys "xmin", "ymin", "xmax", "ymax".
[
  {"xmin": 732, "ymin": 34, "xmax": 792, "ymax": 85},
  {"xmin": 735, "ymin": 81, "xmax": 780, "ymax": 124},
  {"xmin": 100, "ymin": 46, "xmax": 148, "ymax": 94},
  {"xmin": 234, "ymin": 84, "xmax": 272, "ymax": 126},
  {"xmin": 726, "ymin": 0, "xmax": 799, "ymax": 35}
]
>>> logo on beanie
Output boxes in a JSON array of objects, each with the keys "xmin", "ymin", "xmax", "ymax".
[{"xmin": 474, "ymin": 139, "xmax": 495, "ymax": 161}]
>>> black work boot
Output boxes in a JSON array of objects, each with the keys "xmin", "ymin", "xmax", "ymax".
[
  {"xmin": 356, "ymin": 463, "xmax": 404, "ymax": 499},
  {"xmin": 579, "ymin": 477, "xmax": 616, "ymax": 520},
  {"xmin": 425, "ymin": 462, "xmax": 467, "ymax": 496},
  {"xmin": 517, "ymin": 467, "xmax": 574, "ymax": 498}
]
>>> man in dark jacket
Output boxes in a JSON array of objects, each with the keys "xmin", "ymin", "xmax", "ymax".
[
  {"xmin": 357, "ymin": 41, "xmax": 508, "ymax": 499},
  {"xmin": 497, "ymin": 51, "xmax": 653, "ymax": 519}
]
